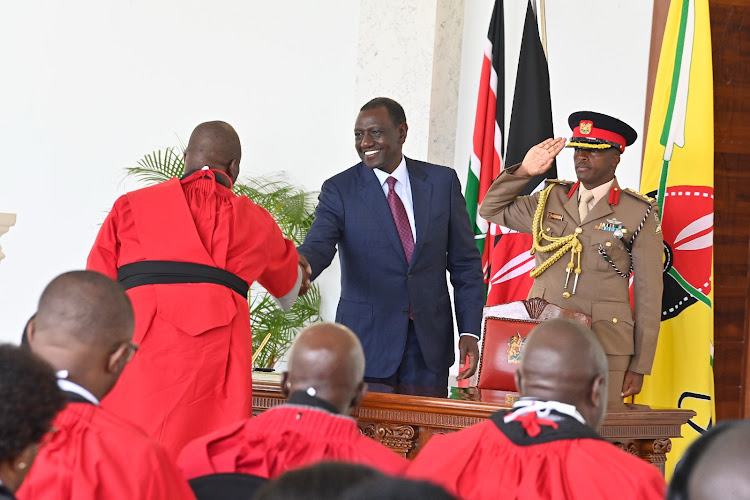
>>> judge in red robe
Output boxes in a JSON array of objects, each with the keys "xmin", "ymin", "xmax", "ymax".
[
  {"xmin": 408, "ymin": 319, "xmax": 666, "ymax": 500},
  {"xmin": 177, "ymin": 323, "xmax": 409, "ymax": 479},
  {"xmin": 18, "ymin": 391, "xmax": 196, "ymax": 500},
  {"xmin": 86, "ymin": 122, "xmax": 303, "ymax": 459},
  {"xmin": 20, "ymin": 271, "xmax": 196, "ymax": 500},
  {"xmin": 407, "ymin": 400, "xmax": 665, "ymax": 500}
]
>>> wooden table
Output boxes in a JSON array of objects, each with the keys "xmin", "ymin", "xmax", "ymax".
[{"xmin": 252, "ymin": 373, "xmax": 695, "ymax": 476}]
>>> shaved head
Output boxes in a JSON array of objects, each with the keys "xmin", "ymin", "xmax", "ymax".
[
  {"xmin": 29, "ymin": 271, "xmax": 135, "ymax": 401},
  {"xmin": 184, "ymin": 121, "xmax": 242, "ymax": 180},
  {"xmin": 668, "ymin": 421, "xmax": 750, "ymax": 500},
  {"xmin": 517, "ymin": 319, "xmax": 608, "ymax": 429},
  {"xmin": 34, "ymin": 271, "xmax": 133, "ymax": 348},
  {"xmin": 284, "ymin": 323, "xmax": 366, "ymax": 414}
]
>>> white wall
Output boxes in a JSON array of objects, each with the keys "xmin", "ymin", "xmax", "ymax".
[
  {"xmin": 0, "ymin": 0, "xmax": 360, "ymax": 341},
  {"xmin": 0, "ymin": 1, "xmax": 654, "ymax": 351}
]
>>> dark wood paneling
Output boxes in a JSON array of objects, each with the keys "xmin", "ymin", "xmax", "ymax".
[
  {"xmin": 711, "ymin": 0, "xmax": 750, "ymax": 420},
  {"xmin": 713, "ymin": 289, "xmax": 747, "ymax": 341}
]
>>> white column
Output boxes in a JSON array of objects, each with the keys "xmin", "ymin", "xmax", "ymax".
[{"xmin": 355, "ymin": 0, "xmax": 465, "ymax": 168}]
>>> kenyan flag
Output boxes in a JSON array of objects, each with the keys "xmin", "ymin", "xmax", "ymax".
[{"xmin": 465, "ymin": 0, "xmax": 555, "ymax": 305}]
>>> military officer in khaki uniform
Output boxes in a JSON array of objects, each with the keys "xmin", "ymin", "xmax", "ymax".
[{"xmin": 479, "ymin": 111, "xmax": 663, "ymax": 403}]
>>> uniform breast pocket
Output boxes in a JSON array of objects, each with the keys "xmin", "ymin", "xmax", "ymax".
[
  {"xmin": 591, "ymin": 238, "xmax": 631, "ymax": 274},
  {"xmin": 541, "ymin": 218, "xmax": 570, "ymax": 238}
]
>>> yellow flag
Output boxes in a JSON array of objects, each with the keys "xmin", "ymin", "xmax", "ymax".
[{"xmin": 634, "ymin": 0, "xmax": 715, "ymax": 480}]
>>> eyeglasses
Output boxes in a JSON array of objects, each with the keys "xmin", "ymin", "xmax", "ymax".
[
  {"xmin": 39, "ymin": 426, "xmax": 58, "ymax": 448},
  {"xmin": 124, "ymin": 341, "xmax": 139, "ymax": 362},
  {"xmin": 110, "ymin": 340, "xmax": 140, "ymax": 362}
]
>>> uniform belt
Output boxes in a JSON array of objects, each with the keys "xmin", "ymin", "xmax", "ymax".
[{"xmin": 117, "ymin": 261, "xmax": 249, "ymax": 297}]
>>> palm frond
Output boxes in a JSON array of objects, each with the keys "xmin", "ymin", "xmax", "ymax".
[
  {"xmin": 125, "ymin": 148, "xmax": 185, "ymax": 185},
  {"xmin": 250, "ymin": 284, "xmax": 322, "ymax": 368}
]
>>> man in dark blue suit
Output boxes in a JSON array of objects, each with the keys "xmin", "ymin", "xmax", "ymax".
[{"xmin": 297, "ymin": 98, "xmax": 485, "ymax": 392}]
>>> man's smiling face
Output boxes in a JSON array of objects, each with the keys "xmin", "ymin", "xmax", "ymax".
[{"xmin": 354, "ymin": 106, "xmax": 407, "ymax": 174}]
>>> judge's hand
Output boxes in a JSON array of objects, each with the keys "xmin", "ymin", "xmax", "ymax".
[
  {"xmin": 298, "ymin": 254, "xmax": 312, "ymax": 296},
  {"xmin": 456, "ymin": 336, "xmax": 479, "ymax": 381},
  {"xmin": 516, "ymin": 137, "xmax": 566, "ymax": 177},
  {"xmin": 621, "ymin": 370, "xmax": 644, "ymax": 398}
]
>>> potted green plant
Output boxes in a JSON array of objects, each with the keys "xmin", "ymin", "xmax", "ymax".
[{"xmin": 125, "ymin": 147, "xmax": 321, "ymax": 369}]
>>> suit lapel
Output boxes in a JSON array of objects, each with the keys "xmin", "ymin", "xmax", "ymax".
[
  {"xmin": 407, "ymin": 158, "xmax": 431, "ymax": 270},
  {"xmin": 357, "ymin": 163, "xmax": 409, "ymax": 265}
]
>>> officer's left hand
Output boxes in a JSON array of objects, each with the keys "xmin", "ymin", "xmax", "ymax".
[
  {"xmin": 456, "ymin": 336, "xmax": 479, "ymax": 381},
  {"xmin": 621, "ymin": 370, "xmax": 644, "ymax": 397}
]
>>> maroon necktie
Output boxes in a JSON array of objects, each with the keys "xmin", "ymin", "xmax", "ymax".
[{"xmin": 386, "ymin": 176, "xmax": 415, "ymax": 264}]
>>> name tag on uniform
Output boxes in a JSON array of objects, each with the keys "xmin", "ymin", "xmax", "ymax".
[{"xmin": 547, "ymin": 212, "xmax": 563, "ymax": 221}]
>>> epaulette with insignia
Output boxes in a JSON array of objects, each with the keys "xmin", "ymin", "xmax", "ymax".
[
  {"xmin": 621, "ymin": 187, "xmax": 656, "ymax": 205},
  {"xmin": 544, "ymin": 178, "xmax": 574, "ymax": 186}
]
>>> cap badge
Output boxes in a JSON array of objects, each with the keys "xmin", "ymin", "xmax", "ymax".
[{"xmin": 579, "ymin": 121, "xmax": 593, "ymax": 135}]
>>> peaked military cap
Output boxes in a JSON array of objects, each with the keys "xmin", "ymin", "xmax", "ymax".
[{"xmin": 565, "ymin": 111, "xmax": 638, "ymax": 153}]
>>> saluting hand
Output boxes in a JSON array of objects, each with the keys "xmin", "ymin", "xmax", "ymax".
[{"xmin": 516, "ymin": 137, "xmax": 566, "ymax": 177}]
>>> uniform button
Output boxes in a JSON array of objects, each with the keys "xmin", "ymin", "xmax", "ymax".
[
  {"xmin": 605, "ymin": 241, "xmax": 612, "ymax": 247},
  {"xmin": 407, "ymin": 274, "xmax": 412, "ymax": 280},
  {"xmin": 562, "ymin": 292, "xmax": 571, "ymax": 299},
  {"xmin": 546, "ymin": 227, "xmax": 551, "ymax": 232},
  {"xmin": 403, "ymin": 308, "xmax": 409, "ymax": 313},
  {"xmin": 575, "ymin": 227, "xmax": 583, "ymax": 234},
  {"xmin": 612, "ymin": 318, "xmax": 618, "ymax": 324}
]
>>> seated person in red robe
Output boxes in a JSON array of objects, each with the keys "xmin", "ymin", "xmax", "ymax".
[
  {"xmin": 18, "ymin": 271, "xmax": 196, "ymax": 500},
  {"xmin": 407, "ymin": 318, "xmax": 666, "ymax": 500},
  {"xmin": 668, "ymin": 420, "xmax": 750, "ymax": 500},
  {"xmin": 0, "ymin": 345, "xmax": 65, "ymax": 500},
  {"xmin": 177, "ymin": 322, "xmax": 409, "ymax": 479},
  {"xmin": 87, "ymin": 121, "xmax": 308, "ymax": 459}
]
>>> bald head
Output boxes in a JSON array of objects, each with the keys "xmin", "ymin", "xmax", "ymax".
[
  {"xmin": 669, "ymin": 421, "xmax": 750, "ymax": 500},
  {"xmin": 184, "ymin": 121, "xmax": 242, "ymax": 181},
  {"xmin": 34, "ymin": 271, "xmax": 133, "ymax": 348},
  {"xmin": 516, "ymin": 319, "xmax": 608, "ymax": 429},
  {"xmin": 284, "ymin": 323, "xmax": 366, "ymax": 414}
]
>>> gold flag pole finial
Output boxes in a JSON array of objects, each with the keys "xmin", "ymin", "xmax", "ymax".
[{"xmin": 252, "ymin": 332, "xmax": 273, "ymax": 366}]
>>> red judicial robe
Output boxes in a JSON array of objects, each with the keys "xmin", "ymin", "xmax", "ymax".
[
  {"xmin": 177, "ymin": 392, "xmax": 409, "ymax": 479},
  {"xmin": 16, "ymin": 401, "xmax": 196, "ymax": 500},
  {"xmin": 86, "ymin": 169, "xmax": 299, "ymax": 459},
  {"xmin": 407, "ymin": 402, "xmax": 666, "ymax": 500}
]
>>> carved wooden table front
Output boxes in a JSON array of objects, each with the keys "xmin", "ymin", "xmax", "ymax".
[{"xmin": 252, "ymin": 374, "xmax": 695, "ymax": 476}]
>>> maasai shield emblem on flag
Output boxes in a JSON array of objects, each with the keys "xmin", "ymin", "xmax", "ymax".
[
  {"xmin": 633, "ymin": 0, "xmax": 715, "ymax": 479},
  {"xmin": 465, "ymin": 0, "xmax": 555, "ymax": 306}
]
